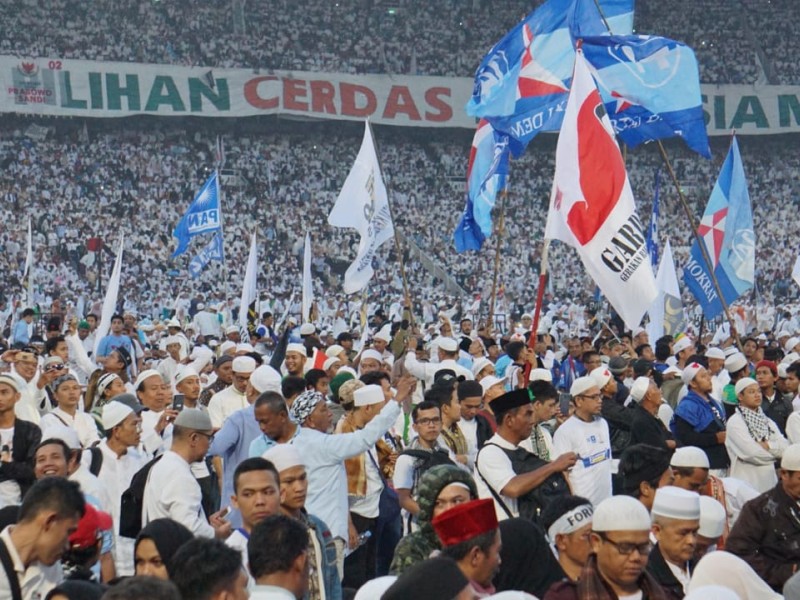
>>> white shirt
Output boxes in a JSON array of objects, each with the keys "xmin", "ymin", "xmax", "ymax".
[
  {"xmin": 403, "ymin": 354, "xmax": 474, "ymax": 388},
  {"xmin": 474, "ymin": 433, "xmax": 521, "ymax": 521},
  {"xmin": 225, "ymin": 529, "xmax": 252, "ymax": 588},
  {"xmin": 787, "ymin": 412, "xmax": 800, "ymax": 444},
  {"xmin": 143, "ymin": 450, "xmax": 214, "ymax": 538},
  {"xmin": 249, "ymin": 586, "xmax": 295, "ymax": 600},
  {"xmin": 139, "ymin": 409, "xmax": 173, "ymax": 456},
  {"xmin": 208, "ymin": 386, "xmax": 248, "ymax": 429},
  {"xmin": 0, "ymin": 527, "xmax": 63, "ymax": 600},
  {"xmin": 552, "ymin": 415, "xmax": 613, "ymax": 507},
  {"xmin": 725, "ymin": 412, "xmax": 788, "ymax": 493},
  {"xmin": 40, "ymin": 407, "xmax": 100, "ymax": 449},
  {"xmin": 349, "ymin": 447, "xmax": 384, "ymax": 519}
]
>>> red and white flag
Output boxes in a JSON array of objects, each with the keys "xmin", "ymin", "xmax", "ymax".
[{"xmin": 544, "ymin": 51, "xmax": 656, "ymax": 329}]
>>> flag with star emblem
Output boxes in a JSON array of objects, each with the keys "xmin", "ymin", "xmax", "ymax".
[
  {"xmin": 545, "ymin": 50, "xmax": 656, "ymax": 329},
  {"xmin": 683, "ymin": 137, "xmax": 754, "ymax": 319},
  {"xmin": 581, "ymin": 34, "xmax": 711, "ymax": 158}
]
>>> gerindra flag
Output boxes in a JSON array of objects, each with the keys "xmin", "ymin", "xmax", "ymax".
[
  {"xmin": 453, "ymin": 119, "xmax": 510, "ymax": 252},
  {"xmin": 683, "ymin": 137, "xmax": 755, "ymax": 320},
  {"xmin": 172, "ymin": 172, "xmax": 221, "ymax": 258},
  {"xmin": 328, "ymin": 121, "xmax": 394, "ymax": 294},
  {"xmin": 545, "ymin": 51, "xmax": 656, "ymax": 329}
]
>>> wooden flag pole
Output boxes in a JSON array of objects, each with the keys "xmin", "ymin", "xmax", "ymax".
[
  {"xmin": 487, "ymin": 189, "xmax": 508, "ymax": 331},
  {"xmin": 523, "ymin": 239, "xmax": 550, "ymax": 385},
  {"xmin": 656, "ymin": 139, "xmax": 742, "ymax": 350}
]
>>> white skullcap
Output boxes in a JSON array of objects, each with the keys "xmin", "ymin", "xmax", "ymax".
[
  {"xmin": 165, "ymin": 335, "xmax": 181, "ymax": 346},
  {"xmin": 286, "ymin": 343, "xmax": 307, "ymax": 356},
  {"xmin": 734, "ymin": 377, "xmax": 758, "ymax": 396},
  {"xmin": 250, "ymin": 365, "xmax": 282, "ymax": 394},
  {"xmin": 671, "ymin": 446, "xmax": 710, "ymax": 469},
  {"xmin": 781, "ymin": 444, "xmax": 800, "ymax": 471},
  {"xmin": 629, "ymin": 377, "xmax": 651, "ymax": 403},
  {"xmin": 480, "ymin": 376, "xmax": 506, "ymax": 395},
  {"xmin": 471, "ymin": 358, "xmax": 493, "ymax": 377},
  {"xmin": 219, "ymin": 341, "xmax": 236, "ymax": 354},
  {"xmin": 778, "ymin": 364, "xmax": 789, "ymax": 379},
  {"xmin": 325, "ymin": 345, "xmax": 345, "ymax": 358},
  {"xmin": 663, "ymin": 365, "xmax": 682, "ymax": 377},
  {"xmin": 633, "ymin": 327, "xmax": 646, "ymax": 337},
  {"xmin": 778, "ymin": 330, "xmax": 792, "ymax": 339},
  {"xmin": 723, "ymin": 346, "xmax": 739, "ymax": 358},
  {"xmin": 354, "ymin": 385, "xmax": 385, "ymax": 407},
  {"xmin": 782, "ymin": 352, "xmax": 800, "ymax": 366},
  {"xmin": 102, "ymin": 401, "xmax": 134, "ymax": 430},
  {"xmin": 592, "ymin": 496, "xmax": 652, "ymax": 532},
  {"xmin": 590, "ymin": 366, "xmax": 612, "ymax": 389},
  {"xmin": 41, "ymin": 425, "xmax": 81, "ymax": 450},
  {"xmin": 300, "ymin": 323, "xmax": 316, "ymax": 336},
  {"xmin": 175, "ymin": 366, "xmax": 199, "ymax": 385},
  {"xmin": 338, "ymin": 366, "xmax": 357, "ymax": 378},
  {"xmin": 698, "ymin": 496, "xmax": 726, "ymax": 539},
  {"xmin": 374, "ymin": 328, "xmax": 392, "ymax": 342},
  {"xmin": 437, "ymin": 337, "xmax": 458, "ymax": 353},
  {"xmin": 225, "ymin": 325, "xmax": 239, "ymax": 334},
  {"xmin": 361, "ymin": 349, "xmax": 383, "ymax": 363},
  {"xmin": 263, "ymin": 444, "xmax": 304, "ymax": 472},
  {"xmin": 354, "ymin": 576, "xmax": 398, "ymax": 600},
  {"xmin": 134, "ymin": 369, "xmax": 163, "ymax": 390},
  {"xmin": 724, "ymin": 352, "xmax": 748, "ymax": 374},
  {"xmin": 529, "ymin": 368, "xmax": 552, "ymax": 383},
  {"xmin": 166, "ymin": 319, "xmax": 181, "ymax": 328},
  {"xmin": 323, "ymin": 357, "xmax": 341, "ymax": 371},
  {"xmin": 232, "ymin": 356, "xmax": 257, "ymax": 374},
  {"xmin": 705, "ymin": 347, "xmax": 726, "ymax": 360},
  {"xmin": 0, "ymin": 374, "xmax": 21, "ymax": 393},
  {"xmin": 652, "ymin": 486, "xmax": 701, "ymax": 520},
  {"xmin": 570, "ymin": 376, "xmax": 597, "ymax": 397},
  {"xmin": 673, "ymin": 337, "xmax": 694, "ymax": 355},
  {"xmin": 682, "ymin": 362, "xmax": 704, "ymax": 386},
  {"xmin": 786, "ymin": 337, "xmax": 800, "ymax": 353},
  {"xmin": 236, "ymin": 343, "xmax": 255, "ymax": 353}
]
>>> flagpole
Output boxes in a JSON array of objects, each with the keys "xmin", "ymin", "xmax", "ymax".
[
  {"xmin": 367, "ymin": 120, "xmax": 416, "ymax": 328},
  {"xmin": 215, "ymin": 169, "xmax": 230, "ymax": 309},
  {"xmin": 523, "ymin": 239, "xmax": 550, "ymax": 385},
  {"xmin": 655, "ymin": 140, "xmax": 742, "ymax": 349},
  {"xmin": 487, "ymin": 189, "xmax": 508, "ymax": 331}
]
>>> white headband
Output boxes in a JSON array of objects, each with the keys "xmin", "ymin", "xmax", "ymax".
[{"xmin": 547, "ymin": 504, "xmax": 594, "ymax": 542}]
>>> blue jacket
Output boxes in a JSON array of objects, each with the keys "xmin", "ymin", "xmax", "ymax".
[
  {"xmin": 305, "ymin": 512, "xmax": 342, "ymax": 600},
  {"xmin": 673, "ymin": 389, "xmax": 725, "ymax": 433}
]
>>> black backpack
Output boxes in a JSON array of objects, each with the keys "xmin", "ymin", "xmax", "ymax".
[
  {"xmin": 400, "ymin": 448, "xmax": 456, "ymax": 481},
  {"xmin": 119, "ymin": 455, "xmax": 163, "ymax": 539},
  {"xmin": 477, "ymin": 443, "xmax": 569, "ymax": 523},
  {"xmin": 88, "ymin": 447, "xmax": 103, "ymax": 477}
]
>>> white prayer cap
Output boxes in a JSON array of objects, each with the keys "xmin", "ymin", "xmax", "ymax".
[
  {"xmin": 300, "ymin": 323, "xmax": 316, "ymax": 336},
  {"xmin": 41, "ymin": 425, "xmax": 81, "ymax": 450},
  {"xmin": 219, "ymin": 341, "xmax": 236, "ymax": 354},
  {"xmin": 590, "ymin": 366, "xmax": 612, "ymax": 389},
  {"xmin": 781, "ymin": 444, "xmax": 800, "ymax": 471},
  {"xmin": 592, "ymin": 496, "xmax": 651, "ymax": 532},
  {"xmin": 134, "ymin": 369, "xmax": 163, "ymax": 391},
  {"xmin": 480, "ymin": 376, "xmax": 506, "ymax": 395},
  {"xmin": 633, "ymin": 327, "xmax": 646, "ymax": 337},
  {"xmin": 325, "ymin": 345, "xmax": 345, "ymax": 358},
  {"xmin": 778, "ymin": 330, "xmax": 792, "ymax": 339},
  {"xmin": 338, "ymin": 366, "xmax": 357, "ymax": 378},
  {"xmin": 663, "ymin": 365, "xmax": 682, "ymax": 377},
  {"xmin": 361, "ymin": 349, "xmax": 383, "ymax": 363},
  {"xmin": 323, "ymin": 357, "xmax": 341, "ymax": 371},
  {"xmin": 263, "ymin": 444, "xmax": 304, "ymax": 473},
  {"xmin": 652, "ymin": 486, "xmax": 701, "ymax": 521},
  {"xmin": 236, "ymin": 343, "xmax": 255, "ymax": 353},
  {"xmin": 437, "ymin": 337, "xmax": 458, "ymax": 353},
  {"xmin": 175, "ymin": 366, "xmax": 199, "ymax": 385},
  {"xmin": 354, "ymin": 385, "xmax": 385, "ymax": 407},
  {"xmin": 723, "ymin": 345, "xmax": 739, "ymax": 358},
  {"xmin": 629, "ymin": 377, "xmax": 651, "ymax": 403},
  {"xmin": 734, "ymin": 377, "xmax": 758, "ymax": 396},
  {"xmin": 225, "ymin": 325, "xmax": 239, "ymax": 335},
  {"xmin": 671, "ymin": 446, "xmax": 710, "ymax": 469},
  {"xmin": 778, "ymin": 363, "xmax": 789, "ymax": 379},
  {"xmin": 705, "ymin": 347, "xmax": 726, "ymax": 360},
  {"xmin": 786, "ymin": 337, "xmax": 800, "ymax": 353},
  {"xmin": 250, "ymin": 365, "xmax": 282, "ymax": 394},
  {"xmin": 782, "ymin": 352, "xmax": 800, "ymax": 366},
  {"xmin": 673, "ymin": 337, "xmax": 694, "ymax": 354},
  {"xmin": 166, "ymin": 319, "xmax": 181, "ymax": 328},
  {"xmin": 698, "ymin": 496, "xmax": 726, "ymax": 539},
  {"xmin": 286, "ymin": 343, "xmax": 307, "ymax": 356},
  {"xmin": 529, "ymin": 368, "xmax": 552, "ymax": 383},
  {"xmin": 682, "ymin": 362, "xmax": 705, "ymax": 386},
  {"xmin": 374, "ymin": 328, "xmax": 392, "ymax": 343},
  {"xmin": 724, "ymin": 352, "xmax": 748, "ymax": 374},
  {"xmin": 471, "ymin": 358, "xmax": 493, "ymax": 377},
  {"xmin": 570, "ymin": 376, "xmax": 597, "ymax": 397},
  {"xmin": 165, "ymin": 335, "xmax": 181, "ymax": 346},
  {"xmin": 354, "ymin": 576, "xmax": 398, "ymax": 600},
  {"xmin": 232, "ymin": 356, "xmax": 257, "ymax": 374},
  {"xmin": 102, "ymin": 401, "xmax": 134, "ymax": 430}
]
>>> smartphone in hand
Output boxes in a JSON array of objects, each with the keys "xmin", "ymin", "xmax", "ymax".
[{"xmin": 172, "ymin": 394, "xmax": 185, "ymax": 412}]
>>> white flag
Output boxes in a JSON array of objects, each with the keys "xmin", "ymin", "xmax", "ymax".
[
  {"xmin": 93, "ymin": 237, "xmax": 125, "ymax": 358},
  {"xmin": 302, "ymin": 233, "xmax": 313, "ymax": 322},
  {"xmin": 544, "ymin": 51, "xmax": 656, "ymax": 329},
  {"xmin": 646, "ymin": 240, "xmax": 685, "ymax": 341},
  {"xmin": 239, "ymin": 232, "xmax": 258, "ymax": 331},
  {"xmin": 793, "ymin": 254, "xmax": 800, "ymax": 291},
  {"xmin": 328, "ymin": 121, "xmax": 394, "ymax": 294}
]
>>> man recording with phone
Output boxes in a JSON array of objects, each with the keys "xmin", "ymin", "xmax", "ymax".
[{"xmin": 174, "ymin": 367, "xmax": 204, "ymax": 412}]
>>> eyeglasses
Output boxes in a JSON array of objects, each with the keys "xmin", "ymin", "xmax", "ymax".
[
  {"xmin": 194, "ymin": 432, "xmax": 215, "ymax": 444},
  {"xmin": 416, "ymin": 417, "xmax": 442, "ymax": 426},
  {"xmin": 598, "ymin": 533, "xmax": 652, "ymax": 556},
  {"xmin": 578, "ymin": 393, "xmax": 602, "ymax": 401}
]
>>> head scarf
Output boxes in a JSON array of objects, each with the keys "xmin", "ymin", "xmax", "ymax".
[
  {"xmin": 687, "ymin": 551, "xmax": 782, "ymax": 599},
  {"xmin": 493, "ymin": 518, "xmax": 564, "ymax": 598},
  {"xmin": 134, "ymin": 518, "xmax": 194, "ymax": 577},
  {"xmin": 290, "ymin": 390, "xmax": 325, "ymax": 425}
]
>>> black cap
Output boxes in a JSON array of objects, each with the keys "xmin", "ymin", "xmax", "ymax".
[
  {"xmin": 457, "ymin": 380, "xmax": 483, "ymax": 400},
  {"xmin": 491, "ymin": 388, "xmax": 533, "ymax": 415},
  {"xmin": 115, "ymin": 346, "xmax": 132, "ymax": 369},
  {"xmin": 383, "ymin": 557, "xmax": 468, "ymax": 600}
]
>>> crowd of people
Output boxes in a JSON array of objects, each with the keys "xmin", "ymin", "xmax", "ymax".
[{"xmin": 0, "ymin": 0, "xmax": 797, "ymax": 84}]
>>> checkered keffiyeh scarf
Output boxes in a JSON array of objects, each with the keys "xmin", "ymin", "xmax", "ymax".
[
  {"xmin": 737, "ymin": 405, "xmax": 771, "ymax": 442},
  {"xmin": 290, "ymin": 391, "xmax": 325, "ymax": 425}
]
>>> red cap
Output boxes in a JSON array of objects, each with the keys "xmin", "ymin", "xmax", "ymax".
[
  {"xmin": 755, "ymin": 360, "xmax": 777, "ymax": 377},
  {"xmin": 69, "ymin": 504, "xmax": 113, "ymax": 549},
  {"xmin": 431, "ymin": 498, "xmax": 498, "ymax": 547}
]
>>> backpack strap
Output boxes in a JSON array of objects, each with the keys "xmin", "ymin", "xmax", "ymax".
[
  {"xmin": 475, "ymin": 444, "xmax": 514, "ymax": 520},
  {"xmin": 88, "ymin": 447, "xmax": 103, "ymax": 477},
  {"xmin": 0, "ymin": 538, "xmax": 22, "ymax": 600}
]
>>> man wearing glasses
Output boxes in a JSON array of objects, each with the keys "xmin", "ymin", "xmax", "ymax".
[
  {"xmin": 552, "ymin": 376, "xmax": 613, "ymax": 507},
  {"xmin": 544, "ymin": 495, "xmax": 665, "ymax": 599},
  {"xmin": 142, "ymin": 408, "xmax": 232, "ymax": 540}
]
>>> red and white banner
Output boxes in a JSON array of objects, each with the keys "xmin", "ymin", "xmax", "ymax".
[{"xmin": 545, "ymin": 51, "xmax": 656, "ymax": 329}]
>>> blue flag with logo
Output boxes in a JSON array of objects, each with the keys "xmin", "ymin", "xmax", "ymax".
[
  {"xmin": 683, "ymin": 138, "xmax": 754, "ymax": 319},
  {"xmin": 172, "ymin": 172, "xmax": 221, "ymax": 258},
  {"xmin": 188, "ymin": 233, "xmax": 224, "ymax": 279},
  {"xmin": 582, "ymin": 34, "xmax": 711, "ymax": 158},
  {"xmin": 454, "ymin": 120, "xmax": 510, "ymax": 252},
  {"xmin": 646, "ymin": 169, "xmax": 661, "ymax": 268},
  {"xmin": 466, "ymin": 0, "xmax": 633, "ymax": 156}
]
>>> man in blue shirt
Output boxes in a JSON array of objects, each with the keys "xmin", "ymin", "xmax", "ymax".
[
  {"xmin": 13, "ymin": 308, "xmax": 35, "ymax": 347},
  {"xmin": 95, "ymin": 314, "xmax": 134, "ymax": 362}
]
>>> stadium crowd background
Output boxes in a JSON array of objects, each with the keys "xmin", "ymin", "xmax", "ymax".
[{"xmin": 0, "ymin": 0, "xmax": 799, "ymax": 331}]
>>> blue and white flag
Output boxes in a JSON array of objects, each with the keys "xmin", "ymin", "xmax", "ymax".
[
  {"xmin": 646, "ymin": 169, "xmax": 661, "ymax": 268},
  {"xmin": 172, "ymin": 172, "xmax": 221, "ymax": 258},
  {"xmin": 454, "ymin": 119, "xmax": 510, "ymax": 252},
  {"xmin": 582, "ymin": 34, "xmax": 711, "ymax": 158},
  {"xmin": 683, "ymin": 138, "xmax": 754, "ymax": 319},
  {"xmin": 467, "ymin": 0, "xmax": 633, "ymax": 155},
  {"xmin": 188, "ymin": 233, "xmax": 224, "ymax": 279}
]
